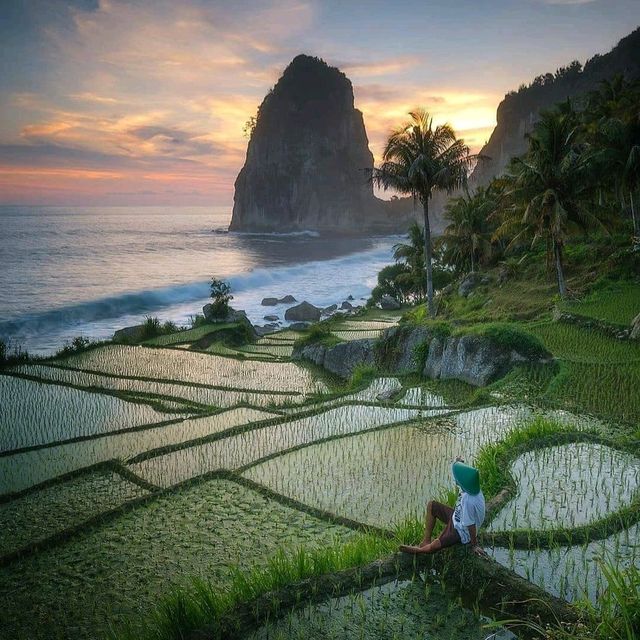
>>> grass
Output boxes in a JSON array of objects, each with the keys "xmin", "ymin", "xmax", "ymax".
[
  {"xmin": 489, "ymin": 560, "xmax": 640, "ymax": 640},
  {"xmin": 109, "ymin": 530, "xmax": 402, "ymax": 640},
  {"xmin": 559, "ymin": 279, "xmax": 640, "ymax": 327},
  {"xmin": 143, "ymin": 322, "xmax": 237, "ymax": 346},
  {"xmin": 523, "ymin": 322, "xmax": 640, "ymax": 423},
  {"xmin": 454, "ymin": 322, "xmax": 549, "ymax": 359}
]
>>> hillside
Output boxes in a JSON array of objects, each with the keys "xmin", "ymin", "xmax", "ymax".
[{"xmin": 472, "ymin": 27, "xmax": 640, "ymax": 184}]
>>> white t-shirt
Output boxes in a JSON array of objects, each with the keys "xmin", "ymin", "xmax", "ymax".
[{"xmin": 452, "ymin": 490, "xmax": 486, "ymax": 544}]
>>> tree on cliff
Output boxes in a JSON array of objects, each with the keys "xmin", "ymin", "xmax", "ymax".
[{"xmin": 372, "ymin": 109, "xmax": 477, "ymax": 317}]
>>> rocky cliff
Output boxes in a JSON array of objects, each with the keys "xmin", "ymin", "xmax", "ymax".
[
  {"xmin": 472, "ymin": 27, "xmax": 640, "ymax": 185},
  {"xmin": 230, "ymin": 55, "xmax": 412, "ymax": 234},
  {"xmin": 293, "ymin": 323, "xmax": 551, "ymax": 386}
]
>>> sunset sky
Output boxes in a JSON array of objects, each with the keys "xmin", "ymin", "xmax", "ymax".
[{"xmin": 1, "ymin": 0, "xmax": 639, "ymax": 207}]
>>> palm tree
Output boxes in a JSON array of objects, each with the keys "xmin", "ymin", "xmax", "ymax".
[
  {"xmin": 371, "ymin": 109, "xmax": 476, "ymax": 317},
  {"xmin": 392, "ymin": 222, "xmax": 426, "ymax": 300},
  {"xmin": 591, "ymin": 116, "xmax": 640, "ymax": 249},
  {"xmin": 495, "ymin": 108, "xmax": 602, "ymax": 298},
  {"xmin": 440, "ymin": 187, "xmax": 495, "ymax": 273}
]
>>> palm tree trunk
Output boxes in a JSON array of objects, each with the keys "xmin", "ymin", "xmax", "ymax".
[
  {"xmin": 630, "ymin": 190, "xmax": 639, "ymax": 251},
  {"xmin": 422, "ymin": 199, "xmax": 435, "ymax": 317},
  {"xmin": 553, "ymin": 237, "xmax": 567, "ymax": 299}
]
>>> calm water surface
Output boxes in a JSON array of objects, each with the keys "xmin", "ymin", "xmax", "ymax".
[{"xmin": 0, "ymin": 206, "xmax": 399, "ymax": 354}]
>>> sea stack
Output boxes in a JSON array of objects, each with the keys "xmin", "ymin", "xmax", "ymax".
[{"xmin": 230, "ymin": 55, "xmax": 406, "ymax": 234}]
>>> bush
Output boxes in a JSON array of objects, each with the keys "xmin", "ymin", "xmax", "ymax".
[
  {"xmin": 0, "ymin": 339, "xmax": 30, "ymax": 367},
  {"xmin": 209, "ymin": 278, "xmax": 233, "ymax": 319},
  {"xmin": 55, "ymin": 336, "xmax": 93, "ymax": 358},
  {"xmin": 293, "ymin": 323, "xmax": 341, "ymax": 350},
  {"xmin": 459, "ymin": 322, "xmax": 548, "ymax": 359},
  {"xmin": 349, "ymin": 364, "xmax": 377, "ymax": 389}
]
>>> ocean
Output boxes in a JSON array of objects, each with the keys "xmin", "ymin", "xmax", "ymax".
[{"xmin": 0, "ymin": 206, "xmax": 401, "ymax": 355}]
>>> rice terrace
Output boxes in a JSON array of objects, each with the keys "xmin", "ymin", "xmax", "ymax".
[{"xmin": 1, "ymin": 3, "xmax": 640, "ymax": 640}]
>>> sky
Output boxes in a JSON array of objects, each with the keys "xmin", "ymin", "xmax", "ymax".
[{"xmin": 0, "ymin": 0, "xmax": 639, "ymax": 207}]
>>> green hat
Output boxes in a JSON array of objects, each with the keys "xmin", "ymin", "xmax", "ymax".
[{"xmin": 452, "ymin": 462, "xmax": 481, "ymax": 496}]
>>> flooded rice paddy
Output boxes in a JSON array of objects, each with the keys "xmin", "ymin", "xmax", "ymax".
[{"xmin": 1, "ymin": 332, "xmax": 638, "ymax": 638}]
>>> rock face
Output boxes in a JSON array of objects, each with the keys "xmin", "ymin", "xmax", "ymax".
[
  {"xmin": 113, "ymin": 324, "xmax": 146, "ymax": 343},
  {"xmin": 295, "ymin": 324, "xmax": 551, "ymax": 385},
  {"xmin": 379, "ymin": 294, "xmax": 401, "ymax": 310},
  {"xmin": 471, "ymin": 28, "xmax": 640, "ymax": 186},
  {"xmin": 285, "ymin": 301, "xmax": 322, "ymax": 322},
  {"xmin": 422, "ymin": 334, "xmax": 529, "ymax": 386},
  {"xmin": 294, "ymin": 339, "xmax": 376, "ymax": 379},
  {"xmin": 230, "ymin": 55, "xmax": 411, "ymax": 234}
]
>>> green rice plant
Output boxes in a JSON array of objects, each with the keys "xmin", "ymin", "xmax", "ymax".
[
  {"xmin": 528, "ymin": 322, "xmax": 640, "ymax": 363},
  {"xmin": 143, "ymin": 322, "xmax": 236, "ymax": 346},
  {"xmin": 0, "ymin": 375, "xmax": 170, "ymax": 454},
  {"xmin": 559, "ymin": 280, "xmax": 640, "ymax": 327},
  {"xmin": 474, "ymin": 416, "xmax": 587, "ymax": 500},
  {"xmin": 54, "ymin": 345, "xmax": 327, "ymax": 395},
  {"xmin": 0, "ymin": 407, "xmax": 276, "ymax": 495},
  {"xmin": 488, "ymin": 559, "xmax": 640, "ymax": 640},
  {"xmin": 3, "ymin": 478, "xmax": 355, "ymax": 640}
]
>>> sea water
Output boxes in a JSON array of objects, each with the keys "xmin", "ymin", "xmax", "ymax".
[{"xmin": 0, "ymin": 206, "xmax": 400, "ymax": 354}]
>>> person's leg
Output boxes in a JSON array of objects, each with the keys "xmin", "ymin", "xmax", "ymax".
[
  {"xmin": 400, "ymin": 501, "xmax": 453, "ymax": 553},
  {"xmin": 420, "ymin": 500, "xmax": 436, "ymax": 546}
]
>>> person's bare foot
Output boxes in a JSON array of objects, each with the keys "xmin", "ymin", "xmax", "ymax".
[{"xmin": 399, "ymin": 544, "xmax": 421, "ymax": 554}]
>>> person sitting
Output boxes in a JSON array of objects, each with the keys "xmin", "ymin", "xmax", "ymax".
[{"xmin": 400, "ymin": 458, "xmax": 487, "ymax": 557}]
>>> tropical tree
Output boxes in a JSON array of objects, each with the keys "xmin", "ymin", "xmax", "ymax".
[
  {"xmin": 440, "ymin": 187, "xmax": 495, "ymax": 273},
  {"xmin": 590, "ymin": 116, "xmax": 640, "ymax": 249},
  {"xmin": 371, "ymin": 109, "xmax": 477, "ymax": 317},
  {"xmin": 495, "ymin": 108, "xmax": 602, "ymax": 298},
  {"xmin": 392, "ymin": 222, "xmax": 426, "ymax": 299}
]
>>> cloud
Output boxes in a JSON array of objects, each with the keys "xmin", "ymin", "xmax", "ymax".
[
  {"xmin": 335, "ymin": 55, "xmax": 419, "ymax": 78},
  {"xmin": 538, "ymin": 0, "xmax": 596, "ymax": 4}
]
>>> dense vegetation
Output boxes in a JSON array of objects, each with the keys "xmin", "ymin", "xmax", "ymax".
[{"xmin": 375, "ymin": 75, "xmax": 640, "ymax": 305}]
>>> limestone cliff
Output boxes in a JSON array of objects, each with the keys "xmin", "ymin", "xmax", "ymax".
[
  {"xmin": 472, "ymin": 27, "xmax": 640, "ymax": 185},
  {"xmin": 230, "ymin": 55, "xmax": 411, "ymax": 234}
]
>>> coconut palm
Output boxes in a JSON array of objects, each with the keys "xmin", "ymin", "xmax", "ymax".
[
  {"xmin": 495, "ymin": 108, "xmax": 602, "ymax": 298},
  {"xmin": 591, "ymin": 116, "xmax": 640, "ymax": 249},
  {"xmin": 391, "ymin": 222, "xmax": 426, "ymax": 300},
  {"xmin": 371, "ymin": 109, "xmax": 477, "ymax": 316},
  {"xmin": 440, "ymin": 187, "xmax": 495, "ymax": 273}
]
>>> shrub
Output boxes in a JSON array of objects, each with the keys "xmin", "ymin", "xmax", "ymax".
[
  {"xmin": 458, "ymin": 322, "xmax": 548, "ymax": 359},
  {"xmin": 293, "ymin": 323, "xmax": 341, "ymax": 350},
  {"xmin": 209, "ymin": 278, "xmax": 233, "ymax": 319},
  {"xmin": 349, "ymin": 364, "xmax": 377, "ymax": 389}
]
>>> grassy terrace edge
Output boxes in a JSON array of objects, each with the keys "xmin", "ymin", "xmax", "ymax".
[{"xmin": 108, "ymin": 415, "xmax": 640, "ymax": 640}]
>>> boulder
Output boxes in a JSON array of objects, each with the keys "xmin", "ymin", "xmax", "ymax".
[
  {"xmin": 424, "ymin": 334, "xmax": 551, "ymax": 386},
  {"xmin": 347, "ymin": 295, "xmax": 354, "ymax": 301},
  {"xmin": 379, "ymin": 295, "xmax": 401, "ymax": 310},
  {"xmin": 203, "ymin": 304, "xmax": 249, "ymax": 324},
  {"xmin": 113, "ymin": 324, "xmax": 147, "ymax": 343},
  {"xmin": 341, "ymin": 301, "xmax": 353, "ymax": 310},
  {"xmin": 294, "ymin": 339, "xmax": 376, "ymax": 378},
  {"xmin": 278, "ymin": 295, "xmax": 297, "ymax": 304},
  {"xmin": 377, "ymin": 325, "xmax": 431, "ymax": 375},
  {"xmin": 322, "ymin": 304, "xmax": 338, "ymax": 315},
  {"xmin": 285, "ymin": 301, "xmax": 322, "ymax": 322},
  {"xmin": 263, "ymin": 315, "xmax": 279, "ymax": 322},
  {"xmin": 458, "ymin": 273, "xmax": 484, "ymax": 298},
  {"xmin": 261, "ymin": 297, "xmax": 279, "ymax": 306}
]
